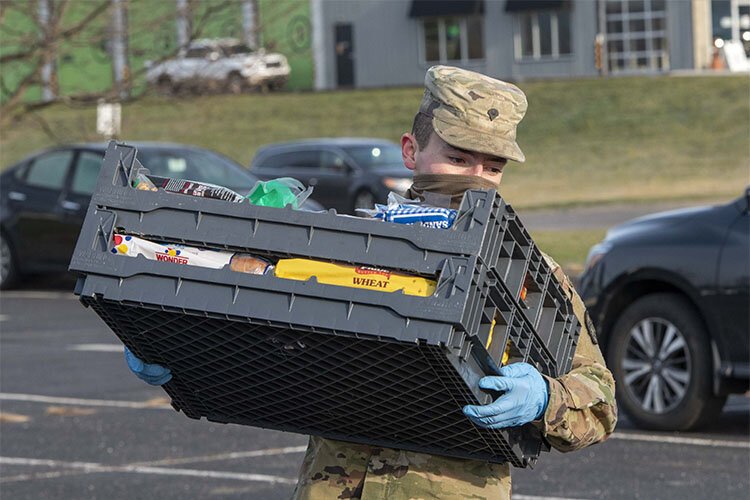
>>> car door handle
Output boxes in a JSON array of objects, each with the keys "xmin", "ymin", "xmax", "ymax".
[
  {"xmin": 62, "ymin": 200, "xmax": 81, "ymax": 211},
  {"xmin": 8, "ymin": 191, "xmax": 26, "ymax": 202}
]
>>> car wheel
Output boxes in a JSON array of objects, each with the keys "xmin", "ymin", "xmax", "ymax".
[
  {"xmin": 156, "ymin": 76, "xmax": 173, "ymax": 96},
  {"xmin": 353, "ymin": 190, "xmax": 376, "ymax": 214},
  {"xmin": 607, "ymin": 293, "xmax": 726, "ymax": 431},
  {"xmin": 227, "ymin": 73, "xmax": 245, "ymax": 94},
  {"xmin": 0, "ymin": 231, "xmax": 18, "ymax": 290}
]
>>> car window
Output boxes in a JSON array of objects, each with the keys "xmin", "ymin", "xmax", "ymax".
[
  {"xmin": 71, "ymin": 151, "xmax": 104, "ymax": 195},
  {"xmin": 259, "ymin": 151, "xmax": 321, "ymax": 170},
  {"xmin": 343, "ymin": 145, "xmax": 403, "ymax": 169},
  {"xmin": 320, "ymin": 151, "xmax": 349, "ymax": 172},
  {"xmin": 223, "ymin": 43, "xmax": 253, "ymax": 56},
  {"xmin": 186, "ymin": 47, "xmax": 212, "ymax": 58},
  {"xmin": 138, "ymin": 149, "xmax": 256, "ymax": 189},
  {"xmin": 25, "ymin": 150, "xmax": 73, "ymax": 190},
  {"xmin": 13, "ymin": 162, "xmax": 28, "ymax": 180}
]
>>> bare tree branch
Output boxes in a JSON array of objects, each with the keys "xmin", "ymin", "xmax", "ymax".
[
  {"xmin": 1, "ymin": 67, "xmax": 42, "ymax": 117},
  {"xmin": 190, "ymin": 0, "xmax": 236, "ymax": 42},
  {"xmin": 28, "ymin": 109, "xmax": 63, "ymax": 142},
  {"xmin": 0, "ymin": 0, "xmax": 109, "ymax": 64},
  {"xmin": 0, "ymin": 0, "xmax": 245, "ymax": 123}
]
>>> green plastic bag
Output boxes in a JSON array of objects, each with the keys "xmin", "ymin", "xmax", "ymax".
[{"xmin": 246, "ymin": 177, "xmax": 312, "ymax": 209}]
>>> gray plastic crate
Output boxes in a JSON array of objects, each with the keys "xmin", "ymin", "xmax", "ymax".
[
  {"xmin": 73, "ymin": 143, "xmax": 577, "ymax": 371},
  {"xmin": 75, "ymin": 143, "xmax": 517, "ymax": 277},
  {"xmin": 71, "ymin": 142, "xmax": 580, "ymax": 467}
]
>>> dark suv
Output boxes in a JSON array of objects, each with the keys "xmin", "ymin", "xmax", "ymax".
[
  {"xmin": 250, "ymin": 138, "xmax": 412, "ymax": 214},
  {"xmin": 578, "ymin": 189, "xmax": 749, "ymax": 431}
]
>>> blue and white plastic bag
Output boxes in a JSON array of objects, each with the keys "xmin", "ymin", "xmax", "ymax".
[{"xmin": 358, "ymin": 192, "xmax": 457, "ymax": 229}]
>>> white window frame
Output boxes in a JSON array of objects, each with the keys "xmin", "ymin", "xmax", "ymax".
[
  {"xmin": 513, "ymin": 11, "xmax": 572, "ymax": 61},
  {"xmin": 418, "ymin": 16, "xmax": 485, "ymax": 64},
  {"xmin": 603, "ymin": 0, "xmax": 669, "ymax": 74}
]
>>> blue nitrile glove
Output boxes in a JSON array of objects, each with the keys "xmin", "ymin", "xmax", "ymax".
[
  {"xmin": 462, "ymin": 362, "xmax": 549, "ymax": 429},
  {"xmin": 124, "ymin": 347, "xmax": 172, "ymax": 386}
]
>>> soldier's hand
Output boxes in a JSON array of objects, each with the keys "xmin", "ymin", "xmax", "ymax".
[
  {"xmin": 124, "ymin": 347, "xmax": 172, "ymax": 386},
  {"xmin": 462, "ymin": 362, "xmax": 549, "ymax": 428}
]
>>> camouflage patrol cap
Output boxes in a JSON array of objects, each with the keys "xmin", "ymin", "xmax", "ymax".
[{"xmin": 420, "ymin": 65, "xmax": 528, "ymax": 163}]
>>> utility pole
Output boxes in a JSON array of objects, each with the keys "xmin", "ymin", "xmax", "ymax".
[
  {"xmin": 111, "ymin": 0, "xmax": 129, "ymax": 100},
  {"xmin": 242, "ymin": 0, "xmax": 258, "ymax": 49},
  {"xmin": 176, "ymin": 0, "xmax": 190, "ymax": 51},
  {"xmin": 37, "ymin": 0, "xmax": 56, "ymax": 102},
  {"xmin": 311, "ymin": 0, "xmax": 326, "ymax": 90}
]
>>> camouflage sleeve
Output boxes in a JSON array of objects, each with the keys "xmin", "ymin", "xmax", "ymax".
[{"xmin": 534, "ymin": 255, "xmax": 618, "ymax": 452}]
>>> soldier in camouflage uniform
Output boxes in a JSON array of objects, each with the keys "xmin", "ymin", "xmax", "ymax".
[{"xmin": 291, "ymin": 65, "xmax": 617, "ymax": 500}]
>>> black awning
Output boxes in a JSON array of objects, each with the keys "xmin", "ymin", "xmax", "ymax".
[
  {"xmin": 505, "ymin": 0, "xmax": 566, "ymax": 12},
  {"xmin": 409, "ymin": 0, "xmax": 485, "ymax": 18}
]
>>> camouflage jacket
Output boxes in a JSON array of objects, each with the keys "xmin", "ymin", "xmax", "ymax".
[{"xmin": 291, "ymin": 255, "xmax": 617, "ymax": 500}]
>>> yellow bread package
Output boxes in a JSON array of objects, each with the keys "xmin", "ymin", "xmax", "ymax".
[
  {"xmin": 485, "ymin": 318, "xmax": 511, "ymax": 366},
  {"xmin": 274, "ymin": 259, "xmax": 436, "ymax": 297}
]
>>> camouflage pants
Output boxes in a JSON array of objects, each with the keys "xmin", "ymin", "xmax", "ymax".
[{"xmin": 291, "ymin": 436, "xmax": 512, "ymax": 500}]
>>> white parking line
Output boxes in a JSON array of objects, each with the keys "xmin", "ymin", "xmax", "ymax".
[
  {"xmin": 515, "ymin": 496, "xmax": 588, "ymax": 500},
  {"xmin": 609, "ymin": 432, "xmax": 750, "ymax": 449},
  {"xmin": 2, "ymin": 393, "xmax": 747, "ymax": 451},
  {"xmin": 0, "ymin": 393, "xmax": 171, "ymax": 410},
  {"xmin": 0, "ymin": 456, "xmax": 587, "ymax": 498},
  {"xmin": 67, "ymin": 344, "xmax": 123, "ymax": 352},
  {"xmin": 0, "ymin": 456, "xmax": 296, "ymax": 484},
  {"xmin": 1, "ymin": 457, "xmax": 101, "ymax": 468},
  {"xmin": 0, "ymin": 291, "xmax": 76, "ymax": 300},
  {"xmin": 133, "ymin": 445, "xmax": 308, "ymax": 467}
]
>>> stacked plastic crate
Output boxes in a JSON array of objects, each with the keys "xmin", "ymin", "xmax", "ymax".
[{"xmin": 70, "ymin": 142, "xmax": 579, "ymax": 467}]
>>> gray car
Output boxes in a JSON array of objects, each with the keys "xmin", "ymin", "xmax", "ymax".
[{"xmin": 250, "ymin": 138, "xmax": 413, "ymax": 215}]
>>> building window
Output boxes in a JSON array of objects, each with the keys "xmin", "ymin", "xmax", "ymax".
[
  {"xmin": 421, "ymin": 17, "xmax": 484, "ymax": 63},
  {"xmin": 712, "ymin": 0, "xmax": 750, "ymax": 57},
  {"xmin": 514, "ymin": 10, "xmax": 572, "ymax": 60},
  {"xmin": 603, "ymin": 0, "xmax": 669, "ymax": 73}
]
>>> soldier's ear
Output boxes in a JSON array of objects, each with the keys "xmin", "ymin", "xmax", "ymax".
[{"xmin": 401, "ymin": 133, "xmax": 418, "ymax": 171}]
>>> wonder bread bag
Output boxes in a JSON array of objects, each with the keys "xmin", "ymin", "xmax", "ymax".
[
  {"xmin": 274, "ymin": 258, "xmax": 435, "ymax": 297},
  {"xmin": 111, "ymin": 234, "xmax": 272, "ymax": 274}
]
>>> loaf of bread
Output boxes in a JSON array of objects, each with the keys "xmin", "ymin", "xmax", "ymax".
[{"xmin": 230, "ymin": 254, "xmax": 272, "ymax": 275}]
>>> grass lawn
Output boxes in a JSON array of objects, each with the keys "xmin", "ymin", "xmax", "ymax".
[
  {"xmin": 1, "ymin": 75, "xmax": 747, "ymax": 209},
  {"xmin": 530, "ymin": 229, "xmax": 608, "ymax": 277}
]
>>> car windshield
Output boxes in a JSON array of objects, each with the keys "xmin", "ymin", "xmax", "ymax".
[
  {"xmin": 343, "ymin": 145, "xmax": 403, "ymax": 169},
  {"xmin": 138, "ymin": 149, "xmax": 257, "ymax": 190},
  {"xmin": 223, "ymin": 44, "xmax": 253, "ymax": 56}
]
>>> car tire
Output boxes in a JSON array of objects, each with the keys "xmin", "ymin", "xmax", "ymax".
[
  {"xmin": 156, "ymin": 76, "xmax": 173, "ymax": 96},
  {"xmin": 353, "ymin": 190, "xmax": 376, "ymax": 215},
  {"xmin": 227, "ymin": 73, "xmax": 245, "ymax": 94},
  {"xmin": 0, "ymin": 230, "xmax": 18, "ymax": 290},
  {"xmin": 607, "ymin": 292, "xmax": 726, "ymax": 431}
]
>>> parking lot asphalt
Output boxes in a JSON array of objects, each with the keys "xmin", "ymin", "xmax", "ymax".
[{"xmin": 1, "ymin": 289, "xmax": 748, "ymax": 500}]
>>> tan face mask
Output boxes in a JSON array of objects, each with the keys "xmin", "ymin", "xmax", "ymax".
[{"xmin": 405, "ymin": 173, "xmax": 500, "ymax": 209}]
